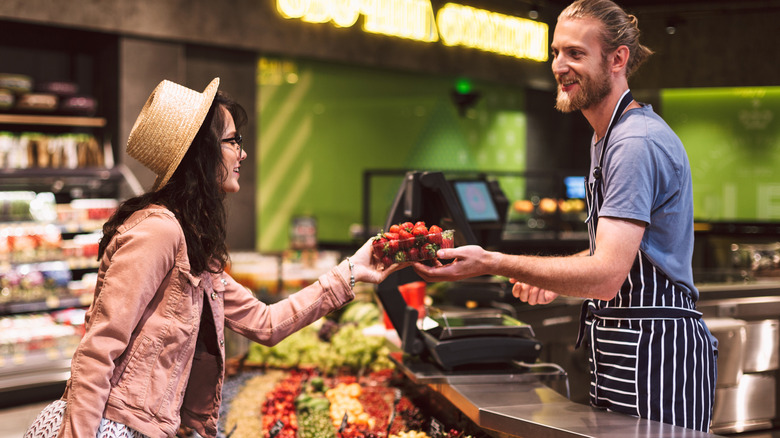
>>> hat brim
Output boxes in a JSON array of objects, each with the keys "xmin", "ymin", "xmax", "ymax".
[{"xmin": 151, "ymin": 78, "xmax": 220, "ymax": 191}]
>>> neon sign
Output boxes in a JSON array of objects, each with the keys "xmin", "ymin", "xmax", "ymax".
[{"xmin": 276, "ymin": 0, "xmax": 548, "ymax": 62}]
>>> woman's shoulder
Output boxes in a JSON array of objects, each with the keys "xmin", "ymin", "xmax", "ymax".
[{"xmin": 118, "ymin": 204, "xmax": 182, "ymax": 236}]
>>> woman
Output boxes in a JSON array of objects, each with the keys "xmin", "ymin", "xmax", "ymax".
[{"xmin": 25, "ymin": 78, "xmax": 401, "ymax": 437}]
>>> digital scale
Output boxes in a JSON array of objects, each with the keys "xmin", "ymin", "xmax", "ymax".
[{"xmin": 378, "ymin": 286, "xmax": 543, "ymax": 371}]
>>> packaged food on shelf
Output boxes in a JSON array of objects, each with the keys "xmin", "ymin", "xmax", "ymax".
[
  {"xmin": 0, "ymin": 88, "xmax": 14, "ymax": 111},
  {"xmin": 0, "ymin": 132, "xmax": 104, "ymax": 170},
  {"xmin": 0, "ymin": 222, "xmax": 62, "ymax": 264},
  {"xmin": 0, "ymin": 309, "xmax": 85, "ymax": 368},
  {"xmin": 60, "ymin": 95, "xmax": 97, "ymax": 116},
  {"xmin": 69, "ymin": 198, "xmax": 118, "ymax": 222},
  {"xmin": 0, "ymin": 191, "xmax": 36, "ymax": 222},
  {"xmin": 35, "ymin": 81, "xmax": 78, "ymax": 96},
  {"xmin": 0, "ymin": 261, "xmax": 72, "ymax": 305},
  {"xmin": 0, "ymin": 73, "xmax": 33, "ymax": 94},
  {"xmin": 16, "ymin": 92, "xmax": 58, "ymax": 112}
]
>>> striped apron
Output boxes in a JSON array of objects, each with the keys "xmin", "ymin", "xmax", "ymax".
[{"xmin": 575, "ymin": 90, "xmax": 717, "ymax": 432}]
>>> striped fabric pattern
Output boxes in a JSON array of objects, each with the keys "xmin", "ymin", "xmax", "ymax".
[
  {"xmin": 584, "ymin": 171, "xmax": 717, "ymax": 432},
  {"xmin": 584, "ymin": 253, "xmax": 717, "ymax": 431},
  {"xmin": 24, "ymin": 400, "xmax": 151, "ymax": 438}
]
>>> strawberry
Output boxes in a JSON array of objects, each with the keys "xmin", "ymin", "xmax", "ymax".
[
  {"xmin": 427, "ymin": 231, "xmax": 442, "ymax": 245},
  {"xmin": 429, "ymin": 225, "xmax": 442, "ymax": 234},
  {"xmin": 383, "ymin": 232, "xmax": 399, "ymax": 241},
  {"xmin": 422, "ymin": 243, "xmax": 439, "ymax": 259},
  {"xmin": 412, "ymin": 224, "xmax": 428, "ymax": 245},
  {"xmin": 401, "ymin": 221, "xmax": 414, "ymax": 232},
  {"xmin": 414, "ymin": 221, "xmax": 427, "ymax": 228},
  {"xmin": 381, "ymin": 255, "xmax": 393, "ymax": 267},
  {"xmin": 409, "ymin": 247, "xmax": 420, "ymax": 261},
  {"xmin": 386, "ymin": 239, "xmax": 399, "ymax": 254},
  {"xmin": 394, "ymin": 251, "xmax": 408, "ymax": 263},
  {"xmin": 389, "ymin": 224, "xmax": 401, "ymax": 234},
  {"xmin": 398, "ymin": 229, "xmax": 414, "ymax": 248}
]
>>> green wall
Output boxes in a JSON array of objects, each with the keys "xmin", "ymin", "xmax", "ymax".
[
  {"xmin": 662, "ymin": 87, "xmax": 780, "ymax": 221},
  {"xmin": 257, "ymin": 57, "xmax": 527, "ymax": 251}
]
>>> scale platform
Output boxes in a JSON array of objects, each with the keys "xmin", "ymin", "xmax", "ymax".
[{"xmin": 416, "ymin": 312, "xmax": 543, "ymax": 371}]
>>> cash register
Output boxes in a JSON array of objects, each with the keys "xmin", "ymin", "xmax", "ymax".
[{"xmin": 376, "ymin": 171, "xmax": 542, "ymax": 371}]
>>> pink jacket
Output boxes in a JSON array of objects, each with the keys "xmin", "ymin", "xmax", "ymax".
[{"xmin": 58, "ymin": 206, "xmax": 354, "ymax": 437}]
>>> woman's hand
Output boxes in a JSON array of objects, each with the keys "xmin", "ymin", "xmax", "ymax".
[
  {"xmin": 510, "ymin": 279, "xmax": 558, "ymax": 305},
  {"xmin": 346, "ymin": 238, "xmax": 408, "ymax": 284}
]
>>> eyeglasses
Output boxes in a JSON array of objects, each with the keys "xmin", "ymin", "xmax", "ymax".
[{"xmin": 221, "ymin": 134, "xmax": 243, "ymax": 158}]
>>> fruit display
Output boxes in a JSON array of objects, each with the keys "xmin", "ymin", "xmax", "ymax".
[
  {"xmin": 511, "ymin": 198, "xmax": 586, "ymax": 216},
  {"xmin": 223, "ymin": 367, "xmax": 482, "ymax": 438},
  {"xmin": 229, "ymin": 300, "xmax": 488, "ymax": 438},
  {"xmin": 372, "ymin": 222, "xmax": 454, "ymax": 268},
  {"xmin": 245, "ymin": 301, "xmax": 394, "ymax": 375}
]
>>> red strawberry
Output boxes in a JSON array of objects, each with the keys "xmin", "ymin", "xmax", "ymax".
[
  {"xmin": 394, "ymin": 251, "xmax": 408, "ymax": 263},
  {"xmin": 429, "ymin": 225, "xmax": 442, "ymax": 234},
  {"xmin": 398, "ymin": 229, "xmax": 414, "ymax": 248},
  {"xmin": 389, "ymin": 224, "xmax": 401, "ymax": 234},
  {"xmin": 381, "ymin": 255, "xmax": 393, "ymax": 267},
  {"xmin": 414, "ymin": 221, "xmax": 427, "ymax": 228},
  {"xmin": 409, "ymin": 247, "xmax": 420, "ymax": 261},
  {"xmin": 401, "ymin": 221, "xmax": 414, "ymax": 232},
  {"xmin": 422, "ymin": 243, "xmax": 439, "ymax": 259},
  {"xmin": 383, "ymin": 232, "xmax": 399, "ymax": 241},
  {"xmin": 386, "ymin": 239, "xmax": 399, "ymax": 254}
]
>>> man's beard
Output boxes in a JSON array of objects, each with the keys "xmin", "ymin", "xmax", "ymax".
[{"xmin": 555, "ymin": 62, "xmax": 612, "ymax": 113}]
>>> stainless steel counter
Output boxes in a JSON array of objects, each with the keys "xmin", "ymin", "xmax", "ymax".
[{"xmin": 391, "ymin": 354, "xmax": 726, "ymax": 438}]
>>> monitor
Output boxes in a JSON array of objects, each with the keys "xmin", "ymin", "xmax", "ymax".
[
  {"xmin": 452, "ymin": 180, "xmax": 500, "ymax": 222},
  {"xmin": 564, "ymin": 176, "xmax": 586, "ymax": 199},
  {"xmin": 383, "ymin": 171, "xmax": 478, "ymax": 246}
]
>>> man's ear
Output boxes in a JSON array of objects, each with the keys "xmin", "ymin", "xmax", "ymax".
[{"xmin": 611, "ymin": 45, "xmax": 630, "ymax": 74}]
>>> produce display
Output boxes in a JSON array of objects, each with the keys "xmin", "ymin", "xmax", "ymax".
[
  {"xmin": 246, "ymin": 301, "xmax": 393, "ymax": 375},
  {"xmin": 227, "ymin": 300, "xmax": 487, "ymax": 438},
  {"xmin": 372, "ymin": 222, "xmax": 454, "ymax": 268},
  {"xmin": 223, "ymin": 367, "xmax": 479, "ymax": 438}
]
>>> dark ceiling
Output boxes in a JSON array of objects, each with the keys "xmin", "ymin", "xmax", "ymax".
[{"xmin": 542, "ymin": 0, "xmax": 779, "ymax": 13}]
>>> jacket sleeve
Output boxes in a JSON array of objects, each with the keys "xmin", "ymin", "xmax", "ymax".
[
  {"xmin": 59, "ymin": 213, "xmax": 181, "ymax": 438},
  {"xmin": 223, "ymin": 265, "xmax": 354, "ymax": 346}
]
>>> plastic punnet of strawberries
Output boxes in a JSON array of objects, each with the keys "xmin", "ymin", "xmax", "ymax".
[{"xmin": 372, "ymin": 221, "xmax": 454, "ymax": 268}]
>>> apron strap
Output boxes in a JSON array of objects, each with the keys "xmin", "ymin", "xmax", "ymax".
[
  {"xmin": 592, "ymin": 89, "xmax": 634, "ymax": 182},
  {"xmin": 575, "ymin": 300, "xmax": 702, "ymax": 349}
]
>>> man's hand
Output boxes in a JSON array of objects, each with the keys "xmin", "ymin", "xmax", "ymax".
[
  {"xmin": 412, "ymin": 245, "xmax": 490, "ymax": 282},
  {"xmin": 510, "ymin": 279, "xmax": 559, "ymax": 305}
]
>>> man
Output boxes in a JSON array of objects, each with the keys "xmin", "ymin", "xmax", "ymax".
[{"xmin": 414, "ymin": 0, "xmax": 717, "ymax": 432}]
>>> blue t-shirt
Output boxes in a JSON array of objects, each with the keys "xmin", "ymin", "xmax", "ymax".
[{"xmin": 589, "ymin": 104, "xmax": 699, "ymax": 301}]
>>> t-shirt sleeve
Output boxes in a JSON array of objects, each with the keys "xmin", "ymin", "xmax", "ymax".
[{"xmin": 598, "ymin": 137, "xmax": 655, "ymax": 225}]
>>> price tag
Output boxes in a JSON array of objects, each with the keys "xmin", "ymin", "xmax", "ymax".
[
  {"xmin": 339, "ymin": 412, "xmax": 349, "ymax": 433},
  {"xmin": 429, "ymin": 417, "xmax": 445, "ymax": 438},
  {"xmin": 268, "ymin": 419, "xmax": 284, "ymax": 438}
]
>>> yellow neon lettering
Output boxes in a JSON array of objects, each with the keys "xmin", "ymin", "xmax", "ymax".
[{"xmin": 275, "ymin": 0, "xmax": 547, "ymax": 62}]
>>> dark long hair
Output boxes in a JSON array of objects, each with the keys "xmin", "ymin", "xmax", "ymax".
[{"xmin": 98, "ymin": 90, "xmax": 248, "ymax": 275}]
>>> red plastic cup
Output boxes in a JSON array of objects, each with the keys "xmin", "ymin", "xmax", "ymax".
[{"xmin": 383, "ymin": 281, "xmax": 426, "ymax": 329}]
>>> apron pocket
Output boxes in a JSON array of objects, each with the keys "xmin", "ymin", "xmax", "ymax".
[{"xmin": 591, "ymin": 323, "xmax": 640, "ymax": 411}]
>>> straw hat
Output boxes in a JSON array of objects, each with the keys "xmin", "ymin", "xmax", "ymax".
[{"xmin": 127, "ymin": 78, "xmax": 220, "ymax": 191}]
